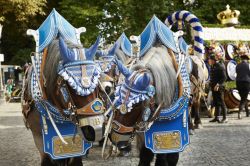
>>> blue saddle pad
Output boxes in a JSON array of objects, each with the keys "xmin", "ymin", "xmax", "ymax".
[
  {"xmin": 145, "ymin": 97, "xmax": 189, "ymax": 154},
  {"xmin": 36, "ymin": 101, "xmax": 92, "ymax": 159}
]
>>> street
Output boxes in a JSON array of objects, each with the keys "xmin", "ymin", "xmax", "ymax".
[{"xmin": 0, "ymin": 101, "xmax": 250, "ymax": 166}]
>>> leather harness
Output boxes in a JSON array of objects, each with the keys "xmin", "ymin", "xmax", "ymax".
[
  {"xmin": 112, "ymin": 49, "xmax": 183, "ymax": 136},
  {"xmin": 23, "ymin": 48, "xmax": 105, "ymax": 125}
]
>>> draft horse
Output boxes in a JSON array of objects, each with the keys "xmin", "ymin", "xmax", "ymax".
[
  {"xmin": 22, "ymin": 36, "xmax": 105, "ymax": 166},
  {"xmin": 110, "ymin": 43, "xmax": 180, "ymax": 165}
]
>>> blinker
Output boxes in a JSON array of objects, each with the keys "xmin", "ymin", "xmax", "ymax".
[{"xmin": 143, "ymin": 107, "xmax": 151, "ymax": 122}]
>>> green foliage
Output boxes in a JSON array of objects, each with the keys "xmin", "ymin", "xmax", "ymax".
[
  {"xmin": 106, "ymin": 0, "xmax": 178, "ymax": 41},
  {"xmin": 187, "ymin": 0, "xmax": 250, "ymax": 25},
  {"xmin": 0, "ymin": 0, "xmax": 46, "ymax": 23},
  {"xmin": 1, "ymin": 0, "xmax": 250, "ymax": 65},
  {"xmin": 0, "ymin": 0, "xmax": 46, "ymax": 64},
  {"xmin": 203, "ymin": 24, "xmax": 250, "ymax": 29},
  {"xmin": 10, "ymin": 48, "xmax": 32, "ymax": 65},
  {"xmin": 59, "ymin": 0, "xmax": 107, "ymax": 46}
]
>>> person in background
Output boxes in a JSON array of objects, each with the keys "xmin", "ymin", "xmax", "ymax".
[
  {"xmin": 6, "ymin": 76, "xmax": 14, "ymax": 95},
  {"xmin": 236, "ymin": 55, "xmax": 250, "ymax": 119},
  {"xmin": 208, "ymin": 54, "xmax": 228, "ymax": 123}
]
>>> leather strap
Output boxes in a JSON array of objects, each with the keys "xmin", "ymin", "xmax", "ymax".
[
  {"xmin": 167, "ymin": 48, "xmax": 183, "ymax": 98},
  {"xmin": 112, "ymin": 120, "xmax": 134, "ymax": 133},
  {"xmin": 190, "ymin": 74, "xmax": 205, "ymax": 95},
  {"xmin": 76, "ymin": 98, "xmax": 105, "ymax": 115},
  {"xmin": 40, "ymin": 48, "xmax": 48, "ymax": 99}
]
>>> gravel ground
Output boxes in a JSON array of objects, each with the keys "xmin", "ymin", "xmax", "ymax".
[{"xmin": 1, "ymin": 101, "xmax": 250, "ymax": 166}]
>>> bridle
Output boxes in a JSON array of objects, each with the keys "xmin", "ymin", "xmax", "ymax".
[
  {"xmin": 111, "ymin": 68, "xmax": 161, "ymax": 144},
  {"xmin": 55, "ymin": 75, "xmax": 105, "ymax": 124}
]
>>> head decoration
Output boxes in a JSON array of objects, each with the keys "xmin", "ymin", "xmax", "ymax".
[
  {"xmin": 59, "ymin": 35, "xmax": 100, "ymax": 64},
  {"xmin": 97, "ymin": 42, "xmax": 119, "ymax": 73},
  {"xmin": 113, "ymin": 58, "xmax": 155, "ymax": 112},
  {"xmin": 208, "ymin": 41, "xmax": 225, "ymax": 60},
  {"xmin": 58, "ymin": 36, "xmax": 101, "ymax": 96},
  {"xmin": 85, "ymin": 35, "xmax": 101, "ymax": 61},
  {"xmin": 236, "ymin": 41, "xmax": 250, "ymax": 57},
  {"xmin": 140, "ymin": 15, "xmax": 178, "ymax": 57},
  {"xmin": 98, "ymin": 32, "xmax": 133, "ymax": 73}
]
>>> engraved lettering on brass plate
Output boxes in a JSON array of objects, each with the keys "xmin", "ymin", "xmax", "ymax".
[
  {"xmin": 153, "ymin": 132, "xmax": 181, "ymax": 150},
  {"xmin": 53, "ymin": 135, "xmax": 83, "ymax": 156},
  {"xmin": 111, "ymin": 132, "xmax": 120, "ymax": 142}
]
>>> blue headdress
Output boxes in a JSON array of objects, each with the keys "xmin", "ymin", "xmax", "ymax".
[
  {"xmin": 58, "ymin": 36, "xmax": 101, "ymax": 96},
  {"xmin": 96, "ymin": 42, "xmax": 119, "ymax": 73},
  {"xmin": 114, "ymin": 58, "xmax": 155, "ymax": 112}
]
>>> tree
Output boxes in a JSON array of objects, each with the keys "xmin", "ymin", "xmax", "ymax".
[
  {"xmin": 10, "ymin": 48, "xmax": 32, "ymax": 65},
  {"xmin": 0, "ymin": 0, "xmax": 46, "ymax": 23},
  {"xmin": 1, "ymin": 0, "xmax": 250, "ymax": 65},
  {"xmin": 0, "ymin": 0, "xmax": 46, "ymax": 64},
  {"xmin": 106, "ymin": 0, "xmax": 177, "ymax": 39},
  {"xmin": 188, "ymin": 0, "xmax": 250, "ymax": 25},
  {"xmin": 59, "ymin": 0, "xmax": 108, "ymax": 46}
]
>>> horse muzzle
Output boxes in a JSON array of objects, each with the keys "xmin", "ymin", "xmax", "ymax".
[
  {"xmin": 79, "ymin": 114, "xmax": 105, "ymax": 142},
  {"xmin": 72, "ymin": 98, "xmax": 105, "ymax": 142},
  {"xmin": 109, "ymin": 129, "xmax": 132, "ymax": 150}
]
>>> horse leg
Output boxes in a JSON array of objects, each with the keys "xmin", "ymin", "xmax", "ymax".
[
  {"xmin": 67, "ymin": 157, "xmax": 83, "ymax": 166},
  {"xmin": 27, "ymin": 108, "xmax": 56, "ymax": 166},
  {"xmin": 40, "ymin": 154, "xmax": 55, "ymax": 166},
  {"xmin": 155, "ymin": 154, "xmax": 167, "ymax": 166},
  {"xmin": 166, "ymin": 152, "xmax": 179, "ymax": 166},
  {"xmin": 194, "ymin": 96, "xmax": 202, "ymax": 129},
  {"xmin": 136, "ymin": 133, "xmax": 154, "ymax": 166},
  {"xmin": 188, "ymin": 107, "xmax": 195, "ymax": 135},
  {"xmin": 138, "ymin": 145, "xmax": 154, "ymax": 166}
]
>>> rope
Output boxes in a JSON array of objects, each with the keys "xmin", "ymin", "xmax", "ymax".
[{"xmin": 40, "ymin": 101, "xmax": 68, "ymax": 145}]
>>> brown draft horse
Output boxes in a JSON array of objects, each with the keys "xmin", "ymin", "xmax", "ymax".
[
  {"xmin": 188, "ymin": 55, "xmax": 208, "ymax": 131},
  {"xmin": 109, "ymin": 44, "xmax": 180, "ymax": 166},
  {"xmin": 97, "ymin": 44, "xmax": 135, "ymax": 154},
  {"xmin": 22, "ymin": 37, "xmax": 105, "ymax": 166}
]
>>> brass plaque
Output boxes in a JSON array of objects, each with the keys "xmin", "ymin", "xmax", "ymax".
[
  {"xmin": 79, "ymin": 116, "xmax": 103, "ymax": 127},
  {"xmin": 153, "ymin": 131, "xmax": 181, "ymax": 150},
  {"xmin": 110, "ymin": 132, "xmax": 120, "ymax": 143},
  {"xmin": 53, "ymin": 135, "xmax": 83, "ymax": 156}
]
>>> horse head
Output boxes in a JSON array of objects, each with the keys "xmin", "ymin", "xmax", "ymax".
[
  {"xmin": 106, "ymin": 16, "xmax": 182, "ymax": 149},
  {"xmin": 44, "ymin": 35, "xmax": 105, "ymax": 142},
  {"xmin": 109, "ymin": 58, "xmax": 157, "ymax": 149},
  {"xmin": 97, "ymin": 33, "xmax": 133, "ymax": 97},
  {"xmin": 96, "ymin": 43, "xmax": 119, "ymax": 96}
]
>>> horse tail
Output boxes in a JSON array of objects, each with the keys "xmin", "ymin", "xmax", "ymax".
[{"xmin": 165, "ymin": 10, "xmax": 204, "ymax": 58}]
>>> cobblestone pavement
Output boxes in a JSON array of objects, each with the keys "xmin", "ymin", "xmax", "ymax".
[{"xmin": 1, "ymin": 101, "xmax": 250, "ymax": 166}]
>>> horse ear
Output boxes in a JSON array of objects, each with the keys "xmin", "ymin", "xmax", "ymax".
[
  {"xmin": 59, "ymin": 37, "xmax": 76, "ymax": 64},
  {"xmin": 96, "ymin": 50, "xmax": 106, "ymax": 57},
  {"xmin": 114, "ymin": 58, "xmax": 131, "ymax": 78},
  {"xmin": 85, "ymin": 35, "xmax": 101, "ymax": 60},
  {"xmin": 142, "ymin": 73, "xmax": 150, "ymax": 87},
  {"xmin": 132, "ymin": 72, "xmax": 151, "ymax": 91},
  {"xmin": 139, "ymin": 73, "xmax": 151, "ymax": 89},
  {"xmin": 107, "ymin": 43, "xmax": 118, "ymax": 56}
]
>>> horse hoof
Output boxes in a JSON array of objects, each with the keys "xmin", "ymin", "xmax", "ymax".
[
  {"xmin": 194, "ymin": 124, "xmax": 202, "ymax": 129},
  {"xmin": 189, "ymin": 129, "xmax": 195, "ymax": 135}
]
